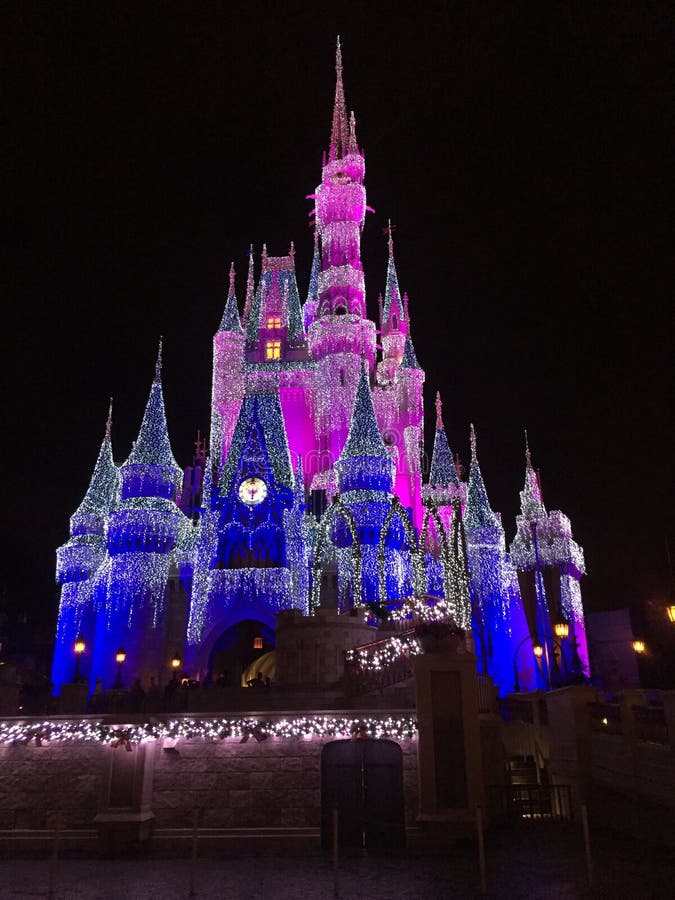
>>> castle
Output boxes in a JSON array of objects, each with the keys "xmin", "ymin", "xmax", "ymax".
[{"xmin": 51, "ymin": 42, "xmax": 588, "ymax": 698}]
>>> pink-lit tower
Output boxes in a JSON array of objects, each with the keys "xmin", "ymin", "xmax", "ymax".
[
  {"xmin": 211, "ymin": 262, "xmax": 246, "ymax": 466},
  {"xmin": 307, "ymin": 38, "xmax": 377, "ymax": 487},
  {"xmin": 373, "ymin": 229, "xmax": 425, "ymax": 525}
]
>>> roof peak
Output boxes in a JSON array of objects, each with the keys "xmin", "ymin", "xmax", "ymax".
[{"xmin": 329, "ymin": 36, "xmax": 349, "ymax": 161}]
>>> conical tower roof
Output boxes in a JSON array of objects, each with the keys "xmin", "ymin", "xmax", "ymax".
[
  {"xmin": 464, "ymin": 424, "xmax": 498, "ymax": 529},
  {"xmin": 520, "ymin": 430, "xmax": 547, "ymax": 518},
  {"xmin": 305, "ymin": 232, "xmax": 320, "ymax": 307},
  {"xmin": 338, "ymin": 367, "xmax": 389, "ymax": 462},
  {"xmin": 329, "ymin": 36, "xmax": 349, "ymax": 161},
  {"xmin": 218, "ymin": 262, "xmax": 243, "ymax": 333},
  {"xmin": 381, "ymin": 222, "xmax": 403, "ymax": 322},
  {"xmin": 429, "ymin": 392, "xmax": 459, "ymax": 487},
  {"xmin": 73, "ymin": 399, "xmax": 119, "ymax": 518},
  {"xmin": 125, "ymin": 341, "xmax": 182, "ymax": 479},
  {"xmin": 400, "ymin": 333, "xmax": 421, "ymax": 370}
]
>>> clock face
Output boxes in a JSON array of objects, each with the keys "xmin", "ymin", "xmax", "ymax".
[{"xmin": 238, "ymin": 477, "xmax": 268, "ymax": 506}]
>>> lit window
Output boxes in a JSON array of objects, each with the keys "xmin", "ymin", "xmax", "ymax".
[
  {"xmin": 265, "ymin": 340, "xmax": 281, "ymax": 360},
  {"xmin": 253, "ymin": 636, "xmax": 263, "ymax": 649},
  {"xmin": 267, "ymin": 316, "xmax": 282, "ymax": 329}
]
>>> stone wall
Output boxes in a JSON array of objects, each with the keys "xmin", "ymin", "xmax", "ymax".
[
  {"xmin": 0, "ymin": 741, "xmax": 106, "ymax": 829},
  {"xmin": 0, "ymin": 733, "xmax": 419, "ymax": 837}
]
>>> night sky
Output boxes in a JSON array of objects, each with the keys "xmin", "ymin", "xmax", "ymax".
[{"xmin": 4, "ymin": 3, "xmax": 673, "ymax": 639}]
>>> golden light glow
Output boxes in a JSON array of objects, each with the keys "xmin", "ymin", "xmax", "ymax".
[
  {"xmin": 253, "ymin": 636, "xmax": 263, "ymax": 649},
  {"xmin": 667, "ymin": 605, "xmax": 675, "ymax": 624},
  {"xmin": 265, "ymin": 340, "xmax": 281, "ymax": 360},
  {"xmin": 266, "ymin": 316, "xmax": 282, "ymax": 329},
  {"xmin": 632, "ymin": 639, "xmax": 646, "ymax": 654},
  {"xmin": 601, "ymin": 717, "xmax": 608, "ymax": 726},
  {"xmin": 554, "ymin": 622, "xmax": 569, "ymax": 639},
  {"xmin": 533, "ymin": 643, "xmax": 544, "ymax": 659},
  {"xmin": 74, "ymin": 637, "xmax": 86, "ymax": 655},
  {"xmin": 115, "ymin": 648, "xmax": 127, "ymax": 664},
  {"xmin": 171, "ymin": 656, "xmax": 182, "ymax": 669}
]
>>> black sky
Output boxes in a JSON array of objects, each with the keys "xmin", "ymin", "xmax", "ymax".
[{"xmin": 3, "ymin": 2, "xmax": 673, "ymax": 635}]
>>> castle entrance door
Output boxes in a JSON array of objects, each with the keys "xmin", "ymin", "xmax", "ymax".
[{"xmin": 321, "ymin": 738, "xmax": 405, "ymax": 850}]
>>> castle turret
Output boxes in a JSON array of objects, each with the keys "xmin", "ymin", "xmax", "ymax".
[
  {"xmin": 51, "ymin": 401, "xmax": 119, "ymax": 691},
  {"xmin": 97, "ymin": 342, "xmax": 186, "ymax": 688},
  {"xmin": 377, "ymin": 226, "xmax": 407, "ymax": 386},
  {"xmin": 510, "ymin": 432, "xmax": 589, "ymax": 683},
  {"xmin": 308, "ymin": 39, "xmax": 377, "ymax": 478},
  {"xmin": 464, "ymin": 424, "xmax": 528, "ymax": 692},
  {"xmin": 211, "ymin": 262, "xmax": 246, "ymax": 465}
]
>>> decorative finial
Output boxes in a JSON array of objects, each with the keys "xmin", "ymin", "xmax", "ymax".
[
  {"xmin": 524, "ymin": 428, "xmax": 532, "ymax": 468},
  {"xmin": 105, "ymin": 397, "xmax": 113, "ymax": 440},
  {"xmin": 228, "ymin": 261, "xmax": 235, "ymax": 297},
  {"xmin": 348, "ymin": 110, "xmax": 358, "ymax": 154},
  {"xmin": 470, "ymin": 422, "xmax": 477, "ymax": 463},
  {"xmin": 435, "ymin": 391, "xmax": 443, "ymax": 429},
  {"xmin": 336, "ymin": 35, "xmax": 342, "ymax": 73},
  {"xmin": 154, "ymin": 337, "xmax": 163, "ymax": 383},
  {"xmin": 289, "ymin": 240, "xmax": 295, "ymax": 259},
  {"xmin": 387, "ymin": 217, "xmax": 394, "ymax": 259}
]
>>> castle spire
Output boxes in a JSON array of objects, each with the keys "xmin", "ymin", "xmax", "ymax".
[
  {"xmin": 382, "ymin": 221, "xmax": 403, "ymax": 323},
  {"xmin": 126, "ymin": 346, "xmax": 182, "ymax": 478},
  {"xmin": 399, "ymin": 333, "xmax": 421, "ymax": 370},
  {"xmin": 339, "ymin": 367, "xmax": 389, "ymax": 462},
  {"xmin": 72, "ymin": 402, "xmax": 120, "ymax": 520},
  {"xmin": 348, "ymin": 109, "xmax": 358, "ymax": 155},
  {"xmin": 243, "ymin": 244, "xmax": 255, "ymax": 325},
  {"xmin": 154, "ymin": 336, "xmax": 163, "ymax": 384},
  {"xmin": 105, "ymin": 397, "xmax": 113, "ymax": 440},
  {"xmin": 329, "ymin": 36, "xmax": 349, "ymax": 161},
  {"xmin": 429, "ymin": 392, "xmax": 459, "ymax": 488},
  {"xmin": 464, "ymin": 424, "xmax": 498, "ymax": 529},
  {"xmin": 305, "ymin": 230, "xmax": 320, "ymax": 306},
  {"xmin": 218, "ymin": 262, "xmax": 244, "ymax": 333},
  {"xmin": 520, "ymin": 429, "xmax": 546, "ymax": 518}
]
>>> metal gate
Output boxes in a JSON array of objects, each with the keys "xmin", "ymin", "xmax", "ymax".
[{"xmin": 321, "ymin": 738, "xmax": 405, "ymax": 850}]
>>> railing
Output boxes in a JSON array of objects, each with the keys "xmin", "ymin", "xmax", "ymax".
[
  {"xmin": 489, "ymin": 783, "xmax": 573, "ymax": 822},
  {"xmin": 344, "ymin": 631, "xmax": 420, "ymax": 696},
  {"xmin": 589, "ymin": 702, "xmax": 622, "ymax": 735},
  {"xmin": 633, "ymin": 705, "xmax": 668, "ymax": 744}
]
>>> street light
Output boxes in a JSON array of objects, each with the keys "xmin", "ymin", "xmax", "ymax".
[
  {"xmin": 554, "ymin": 621, "xmax": 569, "ymax": 639},
  {"xmin": 533, "ymin": 643, "xmax": 544, "ymax": 659},
  {"xmin": 114, "ymin": 647, "xmax": 127, "ymax": 689},
  {"xmin": 73, "ymin": 636, "xmax": 86, "ymax": 683},
  {"xmin": 632, "ymin": 639, "xmax": 646, "ymax": 655},
  {"xmin": 666, "ymin": 605, "xmax": 675, "ymax": 624},
  {"xmin": 171, "ymin": 654, "xmax": 182, "ymax": 671}
]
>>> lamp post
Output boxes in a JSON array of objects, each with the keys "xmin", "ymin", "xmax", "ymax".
[
  {"xmin": 114, "ymin": 647, "xmax": 126, "ymax": 689},
  {"xmin": 73, "ymin": 636, "xmax": 85, "ymax": 683}
]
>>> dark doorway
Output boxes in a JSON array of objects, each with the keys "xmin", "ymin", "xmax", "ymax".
[
  {"xmin": 321, "ymin": 738, "xmax": 405, "ymax": 850},
  {"xmin": 208, "ymin": 619, "xmax": 274, "ymax": 686}
]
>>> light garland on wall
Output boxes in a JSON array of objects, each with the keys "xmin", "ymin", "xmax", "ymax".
[{"xmin": 0, "ymin": 715, "xmax": 418, "ymax": 746}]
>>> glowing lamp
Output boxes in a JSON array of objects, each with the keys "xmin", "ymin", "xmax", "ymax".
[
  {"xmin": 171, "ymin": 655, "xmax": 182, "ymax": 670},
  {"xmin": 74, "ymin": 636, "xmax": 86, "ymax": 655},
  {"xmin": 253, "ymin": 636, "xmax": 263, "ymax": 649},
  {"xmin": 115, "ymin": 648, "xmax": 127, "ymax": 664},
  {"xmin": 554, "ymin": 622, "xmax": 569, "ymax": 639},
  {"xmin": 632, "ymin": 639, "xmax": 646, "ymax": 655},
  {"xmin": 666, "ymin": 605, "xmax": 675, "ymax": 624},
  {"xmin": 533, "ymin": 643, "xmax": 544, "ymax": 659}
]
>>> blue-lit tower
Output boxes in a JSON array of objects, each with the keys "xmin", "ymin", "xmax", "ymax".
[
  {"xmin": 52, "ymin": 402, "xmax": 119, "ymax": 691},
  {"xmin": 92, "ymin": 344, "xmax": 186, "ymax": 688}
]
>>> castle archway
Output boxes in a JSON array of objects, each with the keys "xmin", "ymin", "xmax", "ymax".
[{"xmin": 207, "ymin": 618, "xmax": 275, "ymax": 687}]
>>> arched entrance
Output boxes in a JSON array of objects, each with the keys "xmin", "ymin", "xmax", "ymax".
[
  {"xmin": 207, "ymin": 619, "xmax": 274, "ymax": 686},
  {"xmin": 321, "ymin": 739, "xmax": 405, "ymax": 850}
]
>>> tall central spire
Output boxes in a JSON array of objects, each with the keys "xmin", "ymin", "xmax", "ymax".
[{"xmin": 329, "ymin": 36, "xmax": 349, "ymax": 161}]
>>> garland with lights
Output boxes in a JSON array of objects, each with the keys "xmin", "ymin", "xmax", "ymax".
[{"xmin": 0, "ymin": 715, "xmax": 418, "ymax": 746}]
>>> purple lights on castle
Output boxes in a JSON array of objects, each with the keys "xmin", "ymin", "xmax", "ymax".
[{"xmin": 51, "ymin": 41, "xmax": 588, "ymax": 697}]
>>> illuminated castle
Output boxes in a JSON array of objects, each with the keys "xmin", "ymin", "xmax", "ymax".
[{"xmin": 51, "ymin": 43, "xmax": 588, "ymax": 696}]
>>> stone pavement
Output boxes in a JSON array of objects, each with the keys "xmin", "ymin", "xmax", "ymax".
[{"xmin": 0, "ymin": 823, "xmax": 672, "ymax": 899}]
